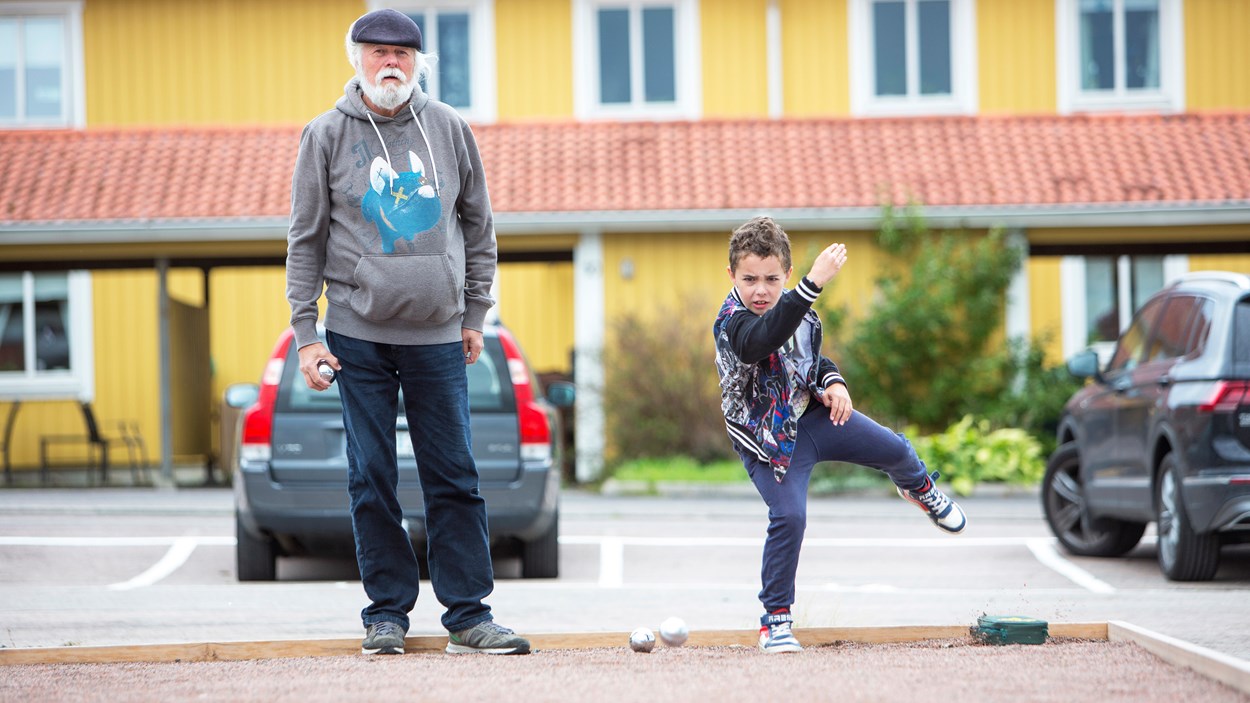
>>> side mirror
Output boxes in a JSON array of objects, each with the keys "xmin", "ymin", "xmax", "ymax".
[
  {"xmin": 545, "ymin": 381, "xmax": 576, "ymax": 408},
  {"xmin": 224, "ymin": 383, "xmax": 260, "ymax": 409},
  {"xmin": 1066, "ymin": 350, "xmax": 1102, "ymax": 382}
]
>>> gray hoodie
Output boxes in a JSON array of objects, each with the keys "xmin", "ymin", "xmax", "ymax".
[{"xmin": 286, "ymin": 77, "xmax": 497, "ymax": 351}]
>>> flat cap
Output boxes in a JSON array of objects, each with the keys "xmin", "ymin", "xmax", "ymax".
[{"xmin": 350, "ymin": 9, "xmax": 422, "ymax": 50}]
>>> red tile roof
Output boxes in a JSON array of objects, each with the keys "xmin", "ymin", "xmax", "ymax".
[{"xmin": 1, "ymin": 112, "xmax": 1248, "ymax": 225}]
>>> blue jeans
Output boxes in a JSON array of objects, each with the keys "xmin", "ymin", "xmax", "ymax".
[
  {"xmin": 739, "ymin": 405, "xmax": 929, "ymax": 612},
  {"xmin": 326, "ymin": 330, "xmax": 494, "ymax": 633}
]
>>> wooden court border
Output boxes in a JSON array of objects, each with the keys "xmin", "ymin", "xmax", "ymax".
[{"xmin": 1, "ymin": 621, "xmax": 1247, "ymax": 695}]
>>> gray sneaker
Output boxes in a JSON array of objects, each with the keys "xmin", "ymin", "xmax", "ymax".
[
  {"xmin": 446, "ymin": 620, "xmax": 531, "ymax": 655},
  {"xmin": 362, "ymin": 621, "xmax": 406, "ymax": 655}
]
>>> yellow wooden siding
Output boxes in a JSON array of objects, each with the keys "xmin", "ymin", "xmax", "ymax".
[
  {"xmin": 600, "ymin": 228, "xmax": 881, "ymax": 353},
  {"xmin": 779, "ymin": 0, "xmax": 850, "ymax": 116},
  {"xmin": 495, "ymin": 0, "xmax": 574, "ymax": 120},
  {"xmin": 977, "ymin": 0, "xmax": 1056, "ymax": 114},
  {"xmin": 207, "ymin": 267, "xmax": 292, "ymax": 393},
  {"xmin": 496, "ymin": 261, "xmax": 575, "ymax": 374},
  {"xmin": 1026, "ymin": 256, "xmax": 1065, "ymax": 366},
  {"xmin": 603, "ymin": 232, "xmax": 729, "ymax": 339},
  {"xmin": 84, "ymin": 0, "xmax": 362, "ymax": 126},
  {"xmin": 1187, "ymin": 254, "xmax": 1250, "ymax": 277},
  {"xmin": 1185, "ymin": 0, "xmax": 1250, "ymax": 110},
  {"xmin": 701, "ymin": 0, "xmax": 770, "ymax": 118},
  {"xmin": 86, "ymin": 270, "xmax": 161, "ymax": 470},
  {"xmin": 497, "ymin": 234, "xmax": 579, "ymax": 253}
]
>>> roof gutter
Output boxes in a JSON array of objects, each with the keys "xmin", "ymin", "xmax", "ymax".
[{"xmin": 0, "ymin": 203, "xmax": 1248, "ymax": 244}]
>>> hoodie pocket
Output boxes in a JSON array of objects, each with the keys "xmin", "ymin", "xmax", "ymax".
[{"xmin": 349, "ymin": 253, "xmax": 464, "ymax": 325}]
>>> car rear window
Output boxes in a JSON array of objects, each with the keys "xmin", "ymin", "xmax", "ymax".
[
  {"xmin": 1235, "ymin": 299, "xmax": 1250, "ymax": 374},
  {"xmin": 277, "ymin": 337, "xmax": 514, "ymax": 413}
]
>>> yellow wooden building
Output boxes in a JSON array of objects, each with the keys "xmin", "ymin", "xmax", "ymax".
[{"xmin": 1, "ymin": 0, "xmax": 1248, "ymax": 482}]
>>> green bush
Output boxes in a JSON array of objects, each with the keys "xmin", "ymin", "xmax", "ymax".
[
  {"xmin": 602, "ymin": 298, "xmax": 734, "ymax": 467},
  {"xmin": 816, "ymin": 206, "xmax": 1024, "ymax": 433},
  {"xmin": 978, "ymin": 338, "xmax": 1083, "ymax": 459},
  {"xmin": 911, "ymin": 415, "xmax": 1045, "ymax": 496}
]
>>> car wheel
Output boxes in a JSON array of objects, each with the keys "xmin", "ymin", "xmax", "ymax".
[
  {"xmin": 236, "ymin": 513, "xmax": 277, "ymax": 582},
  {"xmin": 520, "ymin": 511, "xmax": 559, "ymax": 579},
  {"xmin": 1042, "ymin": 442, "xmax": 1145, "ymax": 557},
  {"xmin": 1155, "ymin": 453, "xmax": 1220, "ymax": 581}
]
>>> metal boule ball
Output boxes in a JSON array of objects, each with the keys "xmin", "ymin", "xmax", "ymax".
[
  {"xmin": 659, "ymin": 617, "xmax": 688, "ymax": 647},
  {"xmin": 629, "ymin": 627, "xmax": 655, "ymax": 653}
]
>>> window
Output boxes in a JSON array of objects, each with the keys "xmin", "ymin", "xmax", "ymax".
[
  {"xmin": 849, "ymin": 0, "xmax": 977, "ymax": 116},
  {"xmin": 0, "ymin": 2, "xmax": 84, "ymax": 128},
  {"xmin": 379, "ymin": 1, "xmax": 496, "ymax": 122},
  {"xmin": 574, "ymin": 0, "xmax": 700, "ymax": 120},
  {"xmin": 0, "ymin": 271, "xmax": 93, "ymax": 398},
  {"xmin": 1056, "ymin": 0, "xmax": 1183, "ymax": 113},
  {"xmin": 1060, "ymin": 253, "xmax": 1188, "ymax": 362}
]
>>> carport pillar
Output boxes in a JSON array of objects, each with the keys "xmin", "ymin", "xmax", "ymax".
[
  {"xmin": 156, "ymin": 258, "xmax": 174, "ymax": 483},
  {"xmin": 573, "ymin": 229, "xmax": 605, "ymax": 483}
]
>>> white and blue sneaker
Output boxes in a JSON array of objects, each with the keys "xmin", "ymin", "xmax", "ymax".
[
  {"xmin": 758, "ymin": 609, "xmax": 802, "ymax": 654},
  {"xmin": 898, "ymin": 471, "xmax": 967, "ymax": 534}
]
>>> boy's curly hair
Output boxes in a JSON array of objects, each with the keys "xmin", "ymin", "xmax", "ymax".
[{"xmin": 728, "ymin": 216, "xmax": 792, "ymax": 273}]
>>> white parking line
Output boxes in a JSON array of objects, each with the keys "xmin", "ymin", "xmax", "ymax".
[
  {"xmin": 0, "ymin": 536, "xmax": 236, "ymax": 547},
  {"xmin": 1026, "ymin": 538, "xmax": 1117, "ymax": 594},
  {"xmin": 107, "ymin": 537, "xmax": 201, "ymax": 591},
  {"xmin": 598, "ymin": 537, "xmax": 624, "ymax": 588},
  {"xmin": 558, "ymin": 536, "xmax": 1033, "ymax": 548},
  {"xmin": 2, "ymin": 534, "xmax": 1125, "ymax": 594}
]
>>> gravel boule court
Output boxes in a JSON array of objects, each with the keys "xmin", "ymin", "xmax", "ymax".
[{"xmin": 2, "ymin": 622, "xmax": 1248, "ymax": 702}]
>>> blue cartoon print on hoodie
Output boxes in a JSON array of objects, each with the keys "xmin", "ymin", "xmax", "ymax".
[{"xmin": 362, "ymin": 151, "xmax": 441, "ymax": 253}]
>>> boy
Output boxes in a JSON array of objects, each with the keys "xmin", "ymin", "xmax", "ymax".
[{"xmin": 712, "ymin": 216, "xmax": 967, "ymax": 654}]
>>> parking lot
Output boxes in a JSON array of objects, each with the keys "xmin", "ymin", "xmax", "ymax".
[{"xmin": 1, "ymin": 486, "xmax": 1248, "ymax": 662}]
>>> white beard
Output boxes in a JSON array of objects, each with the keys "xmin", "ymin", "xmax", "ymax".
[{"xmin": 360, "ymin": 67, "xmax": 416, "ymax": 111}]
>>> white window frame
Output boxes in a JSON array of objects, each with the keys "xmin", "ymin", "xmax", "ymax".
[
  {"xmin": 372, "ymin": 0, "xmax": 497, "ymax": 123},
  {"xmin": 0, "ymin": 270, "xmax": 94, "ymax": 400},
  {"xmin": 0, "ymin": 1, "xmax": 85, "ymax": 129},
  {"xmin": 1056, "ymin": 0, "xmax": 1184, "ymax": 114},
  {"xmin": 573, "ymin": 0, "xmax": 702, "ymax": 121},
  {"xmin": 1058, "ymin": 254, "xmax": 1188, "ymax": 361},
  {"xmin": 848, "ymin": 0, "xmax": 978, "ymax": 117}
]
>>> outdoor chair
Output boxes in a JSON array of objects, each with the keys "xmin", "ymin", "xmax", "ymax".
[{"xmin": 39, "ymin": 402, "xmax": 149, "ymax": 486}]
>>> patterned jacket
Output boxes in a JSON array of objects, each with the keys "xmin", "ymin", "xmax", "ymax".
[{"xmin": 713, "ymin": 278, "xmax": 845, "ymax": 482}]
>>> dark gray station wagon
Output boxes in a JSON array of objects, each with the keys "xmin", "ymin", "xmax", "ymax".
[
  {"xmin": 1043, "ymin": 271, "xmax": 1250, "ymax": 581},
  {"xmin": 230, "ymin": 325, "xmax": 572, "ymax": 581}
]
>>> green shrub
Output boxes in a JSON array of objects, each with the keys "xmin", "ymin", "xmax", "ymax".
[
  {"xmin": 978, "ymin": 338, "xmax": 1083, "ymax": 459},
  {"xmin": 603, "ymin": 298, "xmax": 734, "ymax": 467},
  {"xmin": 911, "ymin": 415, "xmax": 1045, "ymax": 496},
  {"xmin": 816, "ymin": 206, "xmax": 1024, "ymax": 433}
]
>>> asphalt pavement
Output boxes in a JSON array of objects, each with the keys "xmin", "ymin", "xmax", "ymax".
[{"xmin": 1, "ymin": 480, "xmax": 1248, "ymax": 665}]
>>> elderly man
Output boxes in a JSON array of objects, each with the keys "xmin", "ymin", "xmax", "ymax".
[{"xmin": 285, "ymin": 8, "xmax": 528, "ymax": 656}]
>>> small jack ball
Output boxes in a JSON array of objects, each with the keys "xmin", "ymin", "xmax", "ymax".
[{"xmin": 629, "ymin": 627, "xmax": 655, "ymax": 653}]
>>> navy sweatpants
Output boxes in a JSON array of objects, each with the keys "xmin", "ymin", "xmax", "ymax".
[{"xmin": 739, "ymin": 405, "xmax": 930, "ymax": 612}]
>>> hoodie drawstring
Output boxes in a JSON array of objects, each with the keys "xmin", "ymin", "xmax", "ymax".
[
  {"xmin": 364, "ymin": 111, "xmax": 396, "ymax": 190},
  {"xmin": 410, "ymin": 104, "xmax": 441, "ymax": 196},
  {"xmin": 364, "ymin": 106, "xmax": 441, "ymax": 196}
]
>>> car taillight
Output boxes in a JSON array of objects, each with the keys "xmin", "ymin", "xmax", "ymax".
[
  {"xmin": 240, "ymin": 332, "xmax": 293, "ymax": 462},
  {"xmin": 1197, "ymin": 381, "xmax": 1250, "ymax": 414},
  {"xmin": 497, "ymin": 329, "xmax": 552, "ymax": 463}
]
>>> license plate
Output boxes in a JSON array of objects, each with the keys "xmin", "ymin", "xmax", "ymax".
[{"xmin": 397, "ymin": 430, "xmax": 415, "ymax": 459}]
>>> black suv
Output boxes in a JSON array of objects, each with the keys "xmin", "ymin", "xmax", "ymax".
[
  {"xmin": 228, "ymin": 324, "xmax": 573, "ymax": 581},
  {"xmin": 1042, "ymin": 271, "xmax": 1250, "ymax": 581}
]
